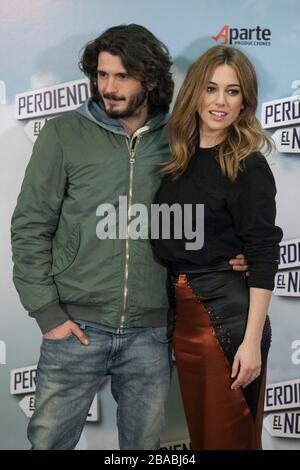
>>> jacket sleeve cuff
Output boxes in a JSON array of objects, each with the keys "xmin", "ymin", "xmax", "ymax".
[{"xmin": 29, "ymin": 301, "xmax": 70, "ymax": 334}]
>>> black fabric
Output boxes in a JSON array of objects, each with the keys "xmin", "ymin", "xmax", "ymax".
[{"xmin": 152, "ymin": 148, "xmax": 283, "ymax": 291}]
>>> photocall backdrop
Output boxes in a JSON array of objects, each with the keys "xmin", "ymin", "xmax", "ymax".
[{"xmin": 0, "ymin": 0, "xmax": 299, "ymax": 450}]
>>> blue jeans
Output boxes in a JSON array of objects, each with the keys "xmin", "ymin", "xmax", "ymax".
[{"xmin": 28, "ymin": 322, "xmax": 173, "ymax": 450}]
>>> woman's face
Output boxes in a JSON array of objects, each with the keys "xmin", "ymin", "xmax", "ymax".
[{"xmin": 198, "ymin": 64, "xmax": 244, "ymax": 141}]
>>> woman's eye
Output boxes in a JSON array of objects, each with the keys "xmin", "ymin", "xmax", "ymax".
[
  {"xmin": 228, "ymin": 89, "xmax": 240, "ymax": 95},
  {"xmin": 207, "ymin": 86, "xmax": 215, "ymax": 93}
]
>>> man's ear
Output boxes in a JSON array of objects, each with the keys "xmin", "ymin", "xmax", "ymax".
[
  {"xmin": 147, "ymin": 82, "xmax": 157, "ymax": 91},
  {"xmin": 142, "ymin": 80, "xmax": 157, "ymax": 91}
]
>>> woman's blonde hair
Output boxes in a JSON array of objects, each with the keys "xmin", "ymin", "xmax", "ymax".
[{"xmin": 164, "ymin": 45, "xmax": 272, "ymax": 181}]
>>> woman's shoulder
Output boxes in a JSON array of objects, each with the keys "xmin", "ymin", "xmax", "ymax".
[
  {"xmin": 231, "ymin": 151, "xmax": 277, "ymax": 198},
  {"xmin": 241, "ymin": 151, "xmax": 268, "ymax": 166},
  {"xmin": 239, "ymin": 151, "xmax": 273, "ymax": 177}
]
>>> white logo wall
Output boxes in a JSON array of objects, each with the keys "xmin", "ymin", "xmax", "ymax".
[
  {"xmin": 10, "ymin": 365, "xmax": 99, "ymax": 421},
  {"xmin": 15, "ymin": 78, "xmax": 91, "ymax": 142},
  {"xmin": 275, "ymin": 238, "xmax": 300, "ymax": 297},
  {"xmin": 15, "ymin": 78, "xmax": 90, "ymax": 120},
  {"xmin": 264, "ymin": 378, "xmax": 300, "ymax": 438},
  {"xmin": 261, "ymin": 93, "xmax": 300, "ymax": 298},
  {"xmin": 261, "ymin": 89, "xmax": 300, "ymax": 441}
]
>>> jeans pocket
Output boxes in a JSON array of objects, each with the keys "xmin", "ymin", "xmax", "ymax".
[
  {"xmin": 42, "ymin": 334, "xmax": 74, "ymax": 343},
  {"xmin": 151, "ymin": 326, "xmax": 172, "ymax": 344}
]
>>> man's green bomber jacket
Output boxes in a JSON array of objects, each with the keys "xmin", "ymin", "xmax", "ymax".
[{"xmin": 11, "ymin": 99, "xmax": 171, "ymax": 333}]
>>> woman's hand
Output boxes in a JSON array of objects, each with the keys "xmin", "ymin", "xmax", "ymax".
[{"xmin": 231, "ymin": 341, "xmax": 261, "ymax": 389}]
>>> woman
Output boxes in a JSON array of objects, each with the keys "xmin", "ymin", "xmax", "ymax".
[{"xmin": 152, "ymin": 46, "xmax": 283, "ymax": 449}]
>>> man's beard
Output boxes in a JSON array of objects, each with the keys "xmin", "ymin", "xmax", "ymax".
[{"xmin": 103, "ymin": 89, "xmax": 148, "ymax": 119}]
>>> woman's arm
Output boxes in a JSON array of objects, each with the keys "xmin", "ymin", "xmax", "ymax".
[
  {"xmin": 227, "ymin": 153, "xmax": 283, "ymax": 389},
  {"xmin": 231, "ymin": 287, "xmax": 271, "ymax": 389}
]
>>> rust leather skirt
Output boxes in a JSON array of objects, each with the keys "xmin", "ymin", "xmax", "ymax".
[{"xmin": 170, "ymin": 266, "xmax": 271, "ymax": 450}]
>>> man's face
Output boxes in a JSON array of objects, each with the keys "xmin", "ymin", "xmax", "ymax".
[{"xmin": 97, "ymin": 51, "xmax": 148, "ymax": 119}]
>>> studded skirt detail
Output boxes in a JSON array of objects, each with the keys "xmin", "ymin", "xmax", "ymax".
[{"xmin": 171, "ymin": 268, "xmax": 271, "ymax": 450}]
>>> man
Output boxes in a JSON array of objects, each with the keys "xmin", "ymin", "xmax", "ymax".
[{"xmin": 11, "ymin": 24, "xmax": 247, "ymax": 450}]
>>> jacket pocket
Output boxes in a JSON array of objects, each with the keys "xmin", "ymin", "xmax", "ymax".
[{"xmin": 51, "ymin": 223, "xmax": 81, "ymax": 276}]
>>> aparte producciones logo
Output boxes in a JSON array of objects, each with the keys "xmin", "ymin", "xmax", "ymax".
[{"xmin": 212, "ymin": 24, "xmax": 271, "ymax": 47}]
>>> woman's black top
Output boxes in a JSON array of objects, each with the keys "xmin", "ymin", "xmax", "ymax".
[{"xmin": 152, "ymin": 147, "xmax": 283, "ymax": 291}]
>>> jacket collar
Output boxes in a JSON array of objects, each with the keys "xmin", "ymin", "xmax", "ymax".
[{"xmin": 76, "ymin": 98, "xmax": 168, "ymax": 136}]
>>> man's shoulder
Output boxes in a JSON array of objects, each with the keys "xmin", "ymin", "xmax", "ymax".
[
  {"xmin": 43, "ymin": 110, "xmax": 92, "ymax": 139},
  {"xmin": 47, "ymin": 110, "xmax": 82, "ymax": 128}
]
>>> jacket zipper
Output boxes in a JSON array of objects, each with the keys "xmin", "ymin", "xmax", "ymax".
[{"xmin": 118, "ymin": 127, "xmax": 149, "ymax": 333}]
